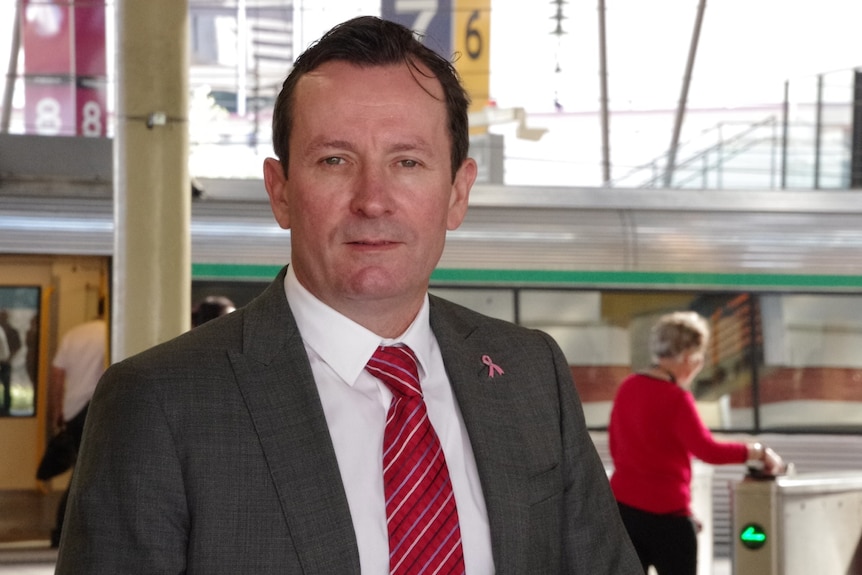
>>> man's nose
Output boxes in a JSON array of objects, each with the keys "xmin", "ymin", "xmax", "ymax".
[{"xmin": 350, "ymin": 164, "xmax": 393, "ymax": 217}]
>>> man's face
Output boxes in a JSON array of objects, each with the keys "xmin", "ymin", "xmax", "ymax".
[{"xmin": 264, "ymin": 60, "xmax": 476, "ymax": 324}]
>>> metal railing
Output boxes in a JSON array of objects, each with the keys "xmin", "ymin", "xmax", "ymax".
[{"xmin": 610, "ymin": 67, "xmax": 860, "ymax": 190}]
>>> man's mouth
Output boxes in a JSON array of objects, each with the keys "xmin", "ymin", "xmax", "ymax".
[{"xmin": 350, "ymin": 239, "xmax": 395, "ymax": 246}]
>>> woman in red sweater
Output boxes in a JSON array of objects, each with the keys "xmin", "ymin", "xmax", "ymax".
[{"xmin": 608, "ymin": 311, "xmax": 784, "ymax": 575}]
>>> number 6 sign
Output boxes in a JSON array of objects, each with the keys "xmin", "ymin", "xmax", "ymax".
[{"xmin": 453, "ymin": 0, "xmax": 490, "ymax": 113}]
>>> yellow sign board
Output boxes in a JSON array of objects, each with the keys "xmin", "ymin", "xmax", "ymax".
[{"xmin": 453, "ymin": 0, "xmax": 491, "ymax": 114}]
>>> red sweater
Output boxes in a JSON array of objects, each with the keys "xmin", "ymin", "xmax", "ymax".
[{"xmin": 608, "ymin": 373, "xmax": 748, "ymax": 515}]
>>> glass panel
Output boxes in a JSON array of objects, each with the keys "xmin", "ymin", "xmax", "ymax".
[
  {"xmin": 758, "ymin": 294, "xmax": 862, "ymax": 431},
  {"xmin": 698, "ymin": 293, "xmax": 759, "ymax": 430},
  {"xmin": 520, "ymin": 290, "xmax": 602, "ymax": 325},
  {"xmin": 428, "ymin": 288, "xmax": 515, "ymax": 323}
]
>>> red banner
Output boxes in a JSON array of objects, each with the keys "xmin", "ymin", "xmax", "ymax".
[
  {"xmin": 21, "ymin": 0, "xmax": 73, "ymax": 76},
  {"xmin": 22, "ymin": 0, "xmax": 107, "ymax": 136},
  {"xmin": 23, "ymin": 78, "xmax": 75, "ymax": 136},
  {"xmin": 74, "ymin": 1, "xmax": 107, "ymax": 78},
  {"xmin": 76, "ymin": 78, "xmax": 107, "ymax": 137}
]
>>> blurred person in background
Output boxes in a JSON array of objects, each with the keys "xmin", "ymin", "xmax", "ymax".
[
  {"xmin": 47, "ymin": 300, "xmax": 107, "ymax": 548},
  {"xmin": 0, "ymin": 309, "xmax": 22, "ymax": 415},
  {"xmin": 609, "ymin": 310, "xmax": 785, "ymax": 575},
  {"xmin": 191, "ymin": 295, "xmax": 236, "ymax": 328}
]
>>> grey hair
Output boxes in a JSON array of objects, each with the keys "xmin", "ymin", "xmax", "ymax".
[{"xmin": 649, "ymin": 311, "xmax": 710, "ymax": 363}]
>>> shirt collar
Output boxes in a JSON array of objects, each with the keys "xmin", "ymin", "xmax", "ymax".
[{"xmin": 284, "ymin": 265, "xmax": 433, "ymax": 385}]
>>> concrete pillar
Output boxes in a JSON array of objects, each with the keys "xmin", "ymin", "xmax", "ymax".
[{"xmin": 112, "ymin": 0, "xmax": 190, "ymax": 362}]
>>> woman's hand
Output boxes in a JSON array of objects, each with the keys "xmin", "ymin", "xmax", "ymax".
[
  {"xmin": 762, "ymin": 446, "xmax": 786, "ymax": 476},
  {"xmin": 747, "ymin": 442, "xmax": 787, "ymax": 476}
]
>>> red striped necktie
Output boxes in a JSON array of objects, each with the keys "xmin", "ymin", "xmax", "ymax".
[{"xmin": 365, "ymin": 345, "xmax": 465, "ymax": 575}]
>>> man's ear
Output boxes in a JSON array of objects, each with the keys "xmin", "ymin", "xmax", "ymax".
[
  {"xmin": 447, "ymin": 158, "xmax": 476, "ymax": 230},
  {"xmin": 263, "ymin": 158, "xmax": 291, "ymax": 229}
]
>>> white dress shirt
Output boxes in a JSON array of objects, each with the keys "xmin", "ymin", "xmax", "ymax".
[
  {"xmin": 52, "ymin": 319, "xmax": 107, "ymax": 421},
  {"xmin": 284, "ymin": 266, "xmax": 494, "ymax": 574}
]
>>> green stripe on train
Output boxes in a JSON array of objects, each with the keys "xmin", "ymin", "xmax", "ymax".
[
  {"xmin": 192, "ymin": 263, "xmax": 284, "ymax": 280},
  {"xmin": 192, "ymin": 264, "xmax": 862, "ymax": 290}
]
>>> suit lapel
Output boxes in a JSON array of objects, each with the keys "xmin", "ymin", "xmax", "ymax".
[
  {"xmin": 430, "ymin": 297, "xmax": 530, "ymax": 575},
  {"xmin": 225, "ymin": 277, "xmax": 530, "ymax": 573},
  {"xmin": 229, "ymin": 269, "xmax": 361, "ymax": 574}
]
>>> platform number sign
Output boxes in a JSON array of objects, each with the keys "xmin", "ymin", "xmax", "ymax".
[
  {"xmin": 382, "ymin": 0, "xmax": 452, "ymax": 54},
  {"xmin": 22, "ymin": 0, "xmax": 107, "ymax": 137},
  {"xmin": 739, "ymin": 523, "xmax": 767, "ymax": 550},
  {"xmin": 453, "ymin": 0, "xmax": 490, "ymax": 112},
  {"xmin": 381, "ymin": 0, "xmax": 490, "ymax": 112}
]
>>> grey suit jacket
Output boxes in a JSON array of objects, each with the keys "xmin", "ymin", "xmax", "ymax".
[{"xmin": 57, "ymin": 267, "xmax": 640, "ymax": 574}]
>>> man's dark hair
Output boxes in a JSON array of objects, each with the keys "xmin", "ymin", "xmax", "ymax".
[{"xmin": 271, "ymin": 16, "xmax": 470, "ymax": 181}]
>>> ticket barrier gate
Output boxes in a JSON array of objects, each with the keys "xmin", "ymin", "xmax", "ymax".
[{"xmin": 733, "ymin": 470, "xmax": 862, "ymax": 574}]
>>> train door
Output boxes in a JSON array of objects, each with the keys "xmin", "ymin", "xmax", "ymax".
[{"xmin": 0, "ymin": 254, "xmax": 109, "ymax": 542}]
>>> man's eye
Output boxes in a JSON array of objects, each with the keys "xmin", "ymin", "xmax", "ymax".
[
  {"xmin": 323, "ymin": 157, "xmax": 343, "ymax": 165},
  {"xmin": 400, "ymin": 159, "xmax": 419, "ymax": 168}
]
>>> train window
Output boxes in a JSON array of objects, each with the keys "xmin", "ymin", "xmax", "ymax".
[
  {"xmin": 516, "ymin": 289, "xmax": 757, "ymax": 430},
  {"xmin": 0, "ymin": 286, "xmax": 41, "ymax": 418},
  {"xmin": 757, "ymin": 294, "xmax": 862, "ymax": 431},
  {"xmin": 191, "ymin": 281, "xmax": 269, "ymax": 310},
  {"xmin": 424, "ymin": 286, "xmax": 862, "ymax": 432},
  {"xmin": 510, "ymin": 289, "xmax": 862, "ymax": 432},
  {"xmin": 428, "ymin": 288, "xmax": 515, "ymax": 323}
]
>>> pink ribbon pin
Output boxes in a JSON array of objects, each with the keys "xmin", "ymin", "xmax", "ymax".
[{"xmin": 481, "ymin": 355, "xmax": 504, "ymax": 378}]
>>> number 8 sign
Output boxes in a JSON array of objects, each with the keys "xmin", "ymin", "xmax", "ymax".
[
  {"xmin": 77, "ymin": 79, "xmax": 107, "ymax": 137},
  {"xmin": 25, "ymin": 81, "xmax": 74, "ymax": 136}
]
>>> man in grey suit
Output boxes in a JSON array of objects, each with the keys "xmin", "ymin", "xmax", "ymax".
[{"xmin": 57, "ymin": 16, "xmax": 640, "ymax": 574}]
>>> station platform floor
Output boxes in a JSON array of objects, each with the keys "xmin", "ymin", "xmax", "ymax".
[
  {"xmin": 0, "ymin": 490, "xmax": 733, "ymax": 574},
  {"xmin": 0, "ymin": 547, "xmax": 733, "ymax": 575},
  {"xmin": 0, "ymin": 489, "xmax": 60, "ymax": 574}
]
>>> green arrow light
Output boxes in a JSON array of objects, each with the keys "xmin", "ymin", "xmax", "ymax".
[
  {"xmin": 741, "ymin": 526, "xmax": 765, "ymax": 542},
  {"xmin": 740, "ymin": 523, "xmax": 767, "ymax": 550}
]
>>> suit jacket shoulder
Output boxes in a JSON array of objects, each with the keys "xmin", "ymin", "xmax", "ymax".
[{"xmin": 58, "ymin": 267, "xmax": 361, "ymax": 574}]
